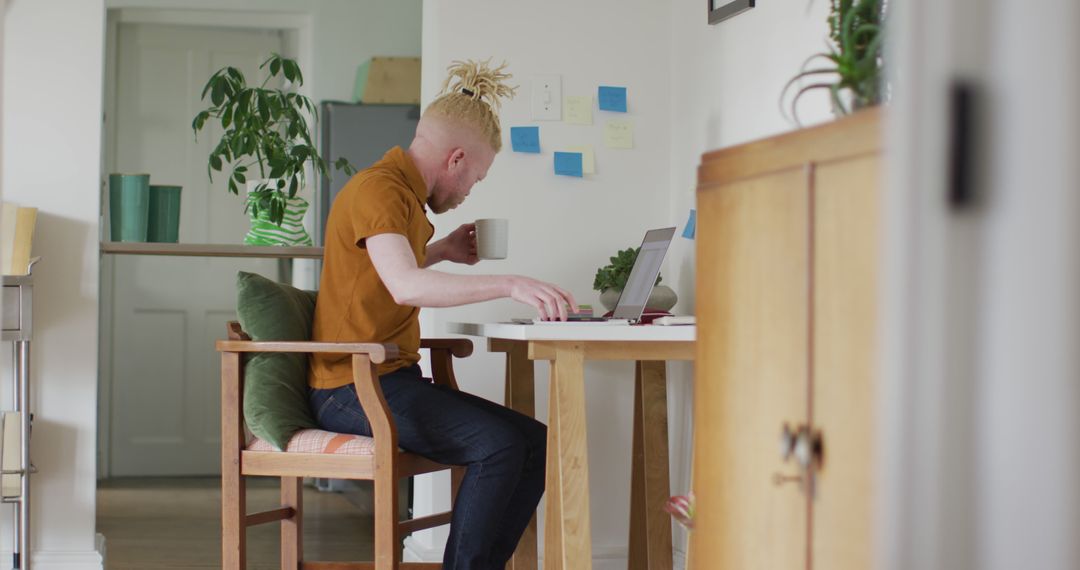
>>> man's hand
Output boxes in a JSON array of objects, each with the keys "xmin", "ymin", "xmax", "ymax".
[
  {"xmin": 507, "ymin": 276, "xmax": 578, "ymax": 321},
  {"xmin": 432, "ymin": 223, "xmax": 478, "ymax": 266}
]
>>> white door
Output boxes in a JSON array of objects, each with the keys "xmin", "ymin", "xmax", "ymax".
[{"xmin": 105, "ymin": 23, "xmax": 283, "ymax": 476}]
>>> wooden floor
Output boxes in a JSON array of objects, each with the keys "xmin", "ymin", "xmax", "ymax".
[{"xmin": 97, "ymin": 477, "xmax": 376, "ymax": 570}]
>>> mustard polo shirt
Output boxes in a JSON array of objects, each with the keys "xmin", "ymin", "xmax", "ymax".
[{"xmin": 309, "ymin": 146, "xmax": 434, "ymax": 389}]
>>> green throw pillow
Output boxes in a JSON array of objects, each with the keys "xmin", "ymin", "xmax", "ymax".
[{"xmin": 235, "ymin": 271, "xmax": 318, "ymax": 451}]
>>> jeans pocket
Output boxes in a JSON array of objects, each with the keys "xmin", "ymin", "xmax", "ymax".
[
  {"xmin": 314, "ymin": 393, "xmax": 339, "ymax": 424},
  {"xmin": 326, "ymin": 389, "xmax": 372, "ymax": 436}
]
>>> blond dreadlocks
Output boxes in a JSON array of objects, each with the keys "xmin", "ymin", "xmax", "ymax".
[{"xmin": 424, "ymin": 59, "xmax": 518, "ymax": 152}]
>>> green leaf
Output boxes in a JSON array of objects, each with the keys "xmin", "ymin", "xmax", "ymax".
[
  {"xmin": 236, "ymin": 89, "xmax": 250, "ymax": 118},
  {"xmin": 222, "ymin": 106, "xmax": 233, "ymax": 129},
  {"xmin": 258, "ymin": 92, "xmax": 270, "ymax": 123},
  {"xmin": 282, "ymin": 59, "xmax": 298, "ymax": 84},
  {"xmin": 211, "ymin": 79, "xmax": 225, "ymax": 107},
  {"xmin": 334, "ymin": 157, "xmax": 357, "ymax": 176},
  {"xmin": 234, "ymin": 170, "xmax": 246, "ymax": 184},
  {"xmin": 210, "ymin": 154, "xmax": 223, "ymax": 172},
  {"xmin": 270, "ymin": 58, "xmax": 281, "ymax": 77},
  {"xmin": 288, "ymin": 176, "xmax": 298, "ymax": 198}
]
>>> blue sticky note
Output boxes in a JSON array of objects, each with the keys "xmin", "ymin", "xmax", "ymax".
[
  {"xmin": 554, "ymin": 152, "xmax": 584, "ymax": 177},
  {"xmin": 510, "ymin": 126, "xmax": 541, "ymax": 153},
  {"xmin": 682, "ymin": 209, "xmax": 697, "ymax": 239},
  {"xmin": 598, "ymin": 86, "xmax": 628, "ymax": 112}
]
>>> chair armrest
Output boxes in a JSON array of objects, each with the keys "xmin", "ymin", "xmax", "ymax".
[
  {"xmin": 420, "ymin": 338, "xmax": 472, "ymax": 390},
  {"xmin": 420, "ymin": 338, "xmax": 473, "ymax": 358},
  {"xmin": 215, "ymin": 340, "xmax": 399, "ymax": 364}
]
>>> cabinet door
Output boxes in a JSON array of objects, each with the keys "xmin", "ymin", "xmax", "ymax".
[
  {"xmin": 812, "ymin": 155, "xmax": 880, "ymax": 570},
  {"xmin": 692, "ymin": 170, "xmax": 810, "ymax": 570}
]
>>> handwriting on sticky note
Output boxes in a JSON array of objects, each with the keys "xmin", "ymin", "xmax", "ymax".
[
  {"xmin": 564, "ymin": 96, "xmax": 593, "ymax": 125},
  {"xmin": 605, "ymin": 120, "xmax": 634, "ymax": 149},
  {"xmin": 510, "ymin": 126, "xmax": 541, "ymax": 153},
  {"xmin": 554, "ymin": 152, "xmax": 584, "ymax": 177},
  {"xmin": 598, "ymin": 86, "xmax": 628, "ymax": 112},
  {"xmin": 566, "ymin": 145, "xmax": 596, "ymax": 174},
  {"xmin": 682, "ymin": 209, "xmax": 697, "ymax": 240}
]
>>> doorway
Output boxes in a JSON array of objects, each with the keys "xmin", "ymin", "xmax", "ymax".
[{"xmin": 99, "ymin": 12, "xmax": 305, "ymax": 477}]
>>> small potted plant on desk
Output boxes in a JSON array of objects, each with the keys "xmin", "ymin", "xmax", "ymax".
[
  {"xmin": 192, "ymin": 54, "xmax": 356, "ymax": 245},
  {"xmin": 593, "ymin": 246, "xmax": 678, "ymax": 313}
]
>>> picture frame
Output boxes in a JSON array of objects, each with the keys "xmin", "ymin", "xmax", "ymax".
[{"xmin": 709, "ymin": 0, "xmax": 755, "ymax": 24}]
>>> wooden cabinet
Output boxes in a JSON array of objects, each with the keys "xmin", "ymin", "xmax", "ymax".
[{"xmin": 691, "ymin": 109, "xmax": 882, "ymax": 570}]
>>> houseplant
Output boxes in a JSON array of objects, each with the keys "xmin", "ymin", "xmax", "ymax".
[
  {"xmin": 593, "ymin": 246, "xmax": 677, "ymax": 312},
  {"xmin": 780, "ymin": 0, "xmax": 888, "ymax": 124},
  {"xmin": 192, "ymin": 54, "xmax": 356, "ymax": 245}
]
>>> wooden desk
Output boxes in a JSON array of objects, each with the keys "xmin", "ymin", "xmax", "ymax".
[{"xmin": 448, "ymin": 322, "xmax": 695, "ymax": 570}]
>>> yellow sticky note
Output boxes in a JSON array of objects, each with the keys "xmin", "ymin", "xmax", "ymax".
[
  {"xmin": 605, "ymin": 120, "xmax": 634, "ymax": 149},
  {"xmin": 564, "ymin": 96, "xmax": 593, "ymax": 125},
  {"xmin": 566, "ymin": 145, "xmax": 596, "ymax": 174}
]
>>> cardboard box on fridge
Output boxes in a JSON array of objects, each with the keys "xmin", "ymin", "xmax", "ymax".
[{"xmin": 353, "ymin": 57, "xmax": 421, "ymax": 105}]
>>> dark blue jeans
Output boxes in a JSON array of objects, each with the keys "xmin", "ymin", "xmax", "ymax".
[{"xmin": 309, "ymin": 365, "xmax": 545, "ymax": 570}]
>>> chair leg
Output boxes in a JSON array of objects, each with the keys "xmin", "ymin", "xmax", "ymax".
[
  {"xmin": 375, "ymin": 469, "xmax": 401, "ymax": 569},
  {"xmin": 451, "ymin": 466, "xmax": 465, "ymax": 507},
  {"xmin": 281, "ymin": 476, "xmax": 303, "ymax": 570},
  {"xmin": 222, "ymin": 473, "xmax": 246, "ymax": 569}
]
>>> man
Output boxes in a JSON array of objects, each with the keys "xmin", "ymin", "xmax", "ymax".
[{"xmin": 308, "ymin": 60, "xmax": 576, "ymax": 570}]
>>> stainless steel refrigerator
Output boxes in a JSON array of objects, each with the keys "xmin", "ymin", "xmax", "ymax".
[{"xmin": 316, "ymin": 101, "xmax": 421, "ymax": 246}]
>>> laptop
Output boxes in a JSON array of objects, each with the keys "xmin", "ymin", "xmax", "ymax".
[{"xmin": 516, "ymin": 226, "xmax": 677, "ymax": 325}]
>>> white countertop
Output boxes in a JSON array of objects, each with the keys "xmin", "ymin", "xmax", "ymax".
[{"xmin": 447, "ymin": 321, "xmax": 696, "ymax": 342}]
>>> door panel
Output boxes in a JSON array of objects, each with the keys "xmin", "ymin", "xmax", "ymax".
[
  {"xmin": 812, "ymin": 155, "xmax": 880, "ymax": 570},
  {"xmin": 692, "ymin": 169, "xmax": 810, "ymax": 569},
  {"xmin": 108, "ymin": 23, "xmax": 282, "ymax": 476}
]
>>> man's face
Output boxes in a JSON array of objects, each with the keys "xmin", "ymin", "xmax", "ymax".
[{"xmin": 429, "ymin": 145, "xmax": 495, "ymax": 214}]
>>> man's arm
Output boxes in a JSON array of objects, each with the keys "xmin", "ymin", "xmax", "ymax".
[
  {"xmin": 422, "ymin": 238, "xmax": 449, "ymax": 267},
  {"xmin": 367, "ymin": 233, "xmax": 576, "ymax": 320}
]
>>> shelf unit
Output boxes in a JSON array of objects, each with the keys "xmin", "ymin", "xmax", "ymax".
[
  {"xmin": 2, "ymin": 259, "xmax": 38, "ymax": 570},
  {"xmin": 99, "ymin": 242, "xmax": 323, "ymax": 259}
]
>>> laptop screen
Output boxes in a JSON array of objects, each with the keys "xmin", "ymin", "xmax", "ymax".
[{"xmin": 611, "ymin": 227, "xmax": 676, "ymax": 321}]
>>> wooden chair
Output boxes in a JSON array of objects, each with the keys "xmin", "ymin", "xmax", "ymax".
[{"xmin": 217, "ymin": 321, "xmax": 471, "ymax": 569}]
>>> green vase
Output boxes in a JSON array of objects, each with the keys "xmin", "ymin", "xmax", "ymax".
[
  {"xmin": 243, "ymin": 193, "xmax": 313, "ymax": 246},
  {"xmin": 109, "ymin": 173, "xmax": 150, "ymax": 242},
  {"xmin": 147, "ymin": 185, "xmax": 182, "ymax": 243}
]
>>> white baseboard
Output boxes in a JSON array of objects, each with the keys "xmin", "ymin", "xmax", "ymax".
[
  {"xmin": 404, "ymin": 537, "xmax": 634, "ymax": 569},
  {"xmin": 403, "ymin": 535, "xmax": 443, "ymax": 563},
  {"xmin": 1, "ymin": 534, "xmax": 105, "ymax": 570},
  {"xmin": 674, "ymin": 549, "xmax": 687, "ymax": 570}
]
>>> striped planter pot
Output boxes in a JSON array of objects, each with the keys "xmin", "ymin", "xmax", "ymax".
[{"xmin": 243, "ymin": 182, "xmax": 313, "ymax": 246}]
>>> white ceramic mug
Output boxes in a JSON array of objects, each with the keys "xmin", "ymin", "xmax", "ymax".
[{"xmin": 475, "ymin": 218, "xmax": 509, "ymax": 260}]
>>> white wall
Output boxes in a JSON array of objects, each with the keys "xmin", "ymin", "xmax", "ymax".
[
  {"xmin": 1, "ymin": 0, "xmax": 106, "ymax": 568},
  {"xmin": 667, "ymin": 0, "xmax": 832, "ymax": 310},
  {"xmin": 419, "ymin": 0, "xmax": 673, "ymax": 567}
]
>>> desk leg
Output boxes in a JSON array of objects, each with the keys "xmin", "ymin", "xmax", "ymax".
[
  {"xmin": 500, "ymin": 341, "xmax": 539, "ymax": 570},
  {"xmin": 629, "ymin": 361, "xmax": 674, "ymax": 570},
  {"xmin": 546, "ymin": 344, "xmax": 592, "ymax": 570}
]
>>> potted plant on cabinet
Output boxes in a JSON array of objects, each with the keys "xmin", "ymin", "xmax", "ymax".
[
  {"xmin": 192, "ymin": 54, "xmax": 356, "ymax": 245},
  {"xmin": 780, "ymin": 0, "xmax": 888, "ymax": 124},
  {"xmin": 593, "ymin": 246, "xmax": 677, "ymax": 312}
]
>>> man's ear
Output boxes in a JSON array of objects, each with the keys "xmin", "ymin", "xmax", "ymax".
[{"xmin": 447, "ymin": 148, "xmax": 466, "ymax": 171}]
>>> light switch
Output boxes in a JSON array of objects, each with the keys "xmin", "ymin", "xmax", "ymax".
[{"xmin": 531, "ymin": 74, "xmax": 562, "ymax": 121}]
